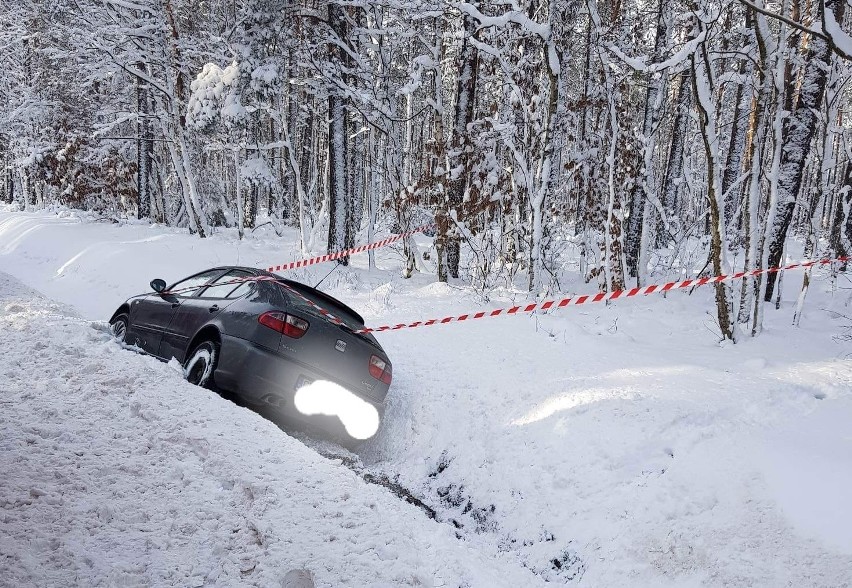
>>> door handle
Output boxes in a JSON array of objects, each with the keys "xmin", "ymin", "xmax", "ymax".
[
  {"xmin": 208, "ymin": 304, "xmax": 219, "ymax": 313},
  {"xmin": 171, "ymin": 302, "xmax": 181, "ymax": 308}
]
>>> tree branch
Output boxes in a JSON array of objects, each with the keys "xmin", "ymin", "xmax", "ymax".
[{"xmin": 738, "ymin": 0, "xmax": 852, "ymax": 60}]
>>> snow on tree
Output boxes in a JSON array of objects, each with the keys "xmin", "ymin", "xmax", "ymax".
[{"xmin": 2, "ymin": 0, "xmax": 851, "ymax": 339}]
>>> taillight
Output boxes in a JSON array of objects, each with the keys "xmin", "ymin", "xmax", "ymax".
[
  {"xmin": 258, "ymin": 311, "xmax": 309, "ymax": 339},
  {"xmin": 369, "ymin": 355, "xmax": 392, "ymax": 385}
]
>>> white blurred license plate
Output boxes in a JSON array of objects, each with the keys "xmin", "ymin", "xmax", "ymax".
[{"xmin": 295, "ymin": 375, "xmax": 313, "ymax": 391}]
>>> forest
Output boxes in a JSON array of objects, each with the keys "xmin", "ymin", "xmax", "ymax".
[{"xmin": 1, "ymin": 0, "xmax": 851, "ymax": 341}]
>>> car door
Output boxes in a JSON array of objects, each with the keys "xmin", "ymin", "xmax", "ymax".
[
  {"xmin": 127, "ymin": 294, "xmax": 179, "ymax": 355},
  {"xmin": 143, "ymin": 269, "xmax": 225, "ymax": 360},
  {"xmin": 158, "ymin": 269, "xmax": 253, "ymax": 363}
]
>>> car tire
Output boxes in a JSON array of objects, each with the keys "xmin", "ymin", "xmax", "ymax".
[
  {"xmin": 184, "ymin": 340, "xmax": 219, "ymax": 389},
  {"xmin": 110, "ymin": 313, "xmax": 129, "ymax": 343}
]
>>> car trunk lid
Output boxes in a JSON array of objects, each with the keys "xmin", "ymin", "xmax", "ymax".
[{"xmin": 273, "ymin": 282, "xmax": 390, "ymax": 402}]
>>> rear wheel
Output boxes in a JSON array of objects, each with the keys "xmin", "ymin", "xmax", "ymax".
[
  {"xmin": 110, "ymin": 313, "xmax": 129, "ymax": 343},
  {"xmin": 183, "ymin": 340, "xmax": 219, "ymax": 389}
]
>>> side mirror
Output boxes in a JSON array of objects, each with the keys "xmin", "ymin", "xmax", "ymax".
[{"xmin": 150, "ymin": 278, "xmax": 167, "ymax": 293}]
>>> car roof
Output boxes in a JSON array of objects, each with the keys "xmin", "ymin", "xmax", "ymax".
[{"xmin": 202, "ymin": 266, "xmax": 265, "ymax": 275}]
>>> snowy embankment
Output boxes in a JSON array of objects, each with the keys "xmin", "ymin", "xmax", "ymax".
[
  {"xmin": 0, "ymin": 271, "xmax": 544, "ymax": 587},
  {"xmin": 2, "ymin": 209, "xmax": 852, "ymax": 586}
]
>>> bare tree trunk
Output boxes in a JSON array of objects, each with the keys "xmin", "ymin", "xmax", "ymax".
[
  {"xmin": 528, "ymin": 1, "xmax": 562, "ymax": 294},
  {"xmin": 3, "ymin": 167, "xmax": 12, "ymax": 204},
  {"xmin": 792, "ymin": 163, "xmax": 823, "ymax": 325},
  {"xmin": 136, "ymin": 64, "xmax": 152, "ymax": 220},
  {"xmin": 244, "ymin": 183, "xmax": 257, "ymax": 229},
  {"xmin": 158, "ymin": 0, "xmax": 206, "ymax": 237},
  {"xmin": 737, "ymin": 22, "xmax": 772, "ymax": 328},
  {"xmin": 279, "ymin": 117, "xmax": 311, "ymax": 253},
  {"xmin": 428, "ymin": 13, "xmax": 449, "ymax": 283},
  {"xmin": 659, "ymin": 69, "xmax": 690, "ymax": 246},
  {"xmin": 327, "ymin": 92, "xmax": 349, "ymax": 262},
  {"xmin": 399, "ymin": 92, "xmax": 416, "ymax": 280},
  {"xmin": 625, "ymin": 0, "xmax": 668, "ymax": 281},
  {"xmin": 793, "ymin": 55, "xmax": 843, "ymax": 325},
  {"xmin": 751, "ymin": 2, "xmax": 790, "ymax": 336},
  {"xmin": 299, "ymin": 103, "xmax": 314, "ymax": 228},
  {"xmin": 234, "ymin": 148, "xmax": 244, "ymax": 239},
  {"xmin": 722, "ymin": 60, "xmax": 752, "ymax": 231},
  {"xmin": 327, "ymin": 2, "xmax": 350, "ymax": 264},
  {"xmin": 445, "ymin": 3, "xmax": 479, "ymax": 279},
  {"xmin": 692, "ymin": 25, "xmax": 734, "ymax": 341},
  {"xmin": 284, "ymin": 56, "xmax": 299, "ymax": 223},
  {"xmin": 829, "ymin": 161, "xmax": 852, "ymax": 265},
  {"xmin": 764, "ymin": 0, "xmax": 843, "ymax": 301},
  {"xmin": 366, "ymin": 129, "xmax": 379, "ymax": 270},
  {"xmin": 603, "ymin": 85, "xmax": 626, "ymax": 293},
  {"xmin": 574, "ymin": 14, "xmax": 594, "ymax": 236}
]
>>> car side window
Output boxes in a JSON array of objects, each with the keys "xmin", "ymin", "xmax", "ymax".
[
  {"xmin": 226, "ymin": 281, "xmax": 254, "ymax": 299},
  {"xmin": 168, "ymin": 270, "xmax": 223, "ymax": 297},
  {"xmin": 198, "ymin": 270, "xmax": 253, "ymax": 299}
]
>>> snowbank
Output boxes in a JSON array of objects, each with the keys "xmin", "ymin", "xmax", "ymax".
[{"xmin": 0, "ymin": 272, "xmax": 545, "ymax": 586}]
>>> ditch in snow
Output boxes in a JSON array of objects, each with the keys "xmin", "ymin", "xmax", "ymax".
[{"xmin": 300, "ymin": 438, "xmax": 587, "ymax": 583}]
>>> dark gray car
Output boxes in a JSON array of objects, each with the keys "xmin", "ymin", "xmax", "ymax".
[{"xmin": 108, "ymin": 266, "xmax": 392, "ymax": 441}]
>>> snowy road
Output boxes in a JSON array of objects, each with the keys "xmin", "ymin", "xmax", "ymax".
[{"xmin": 2, "ymin": 209, "xmax": 852, "ymax": 586}]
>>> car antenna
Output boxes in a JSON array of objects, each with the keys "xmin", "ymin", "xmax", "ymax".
[{"xmin": 313, "ymin": 261, "xmax": 342, "ymax": 289}]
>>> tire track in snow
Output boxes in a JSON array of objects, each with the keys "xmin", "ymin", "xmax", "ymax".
[{"xmin": 298, "ymin": 437, "xmax": 587, "ymax": 583}]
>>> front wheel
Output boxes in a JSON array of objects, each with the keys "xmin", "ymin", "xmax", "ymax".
[
  {"xmin": 110, "ymin": 313, "xmax": 129, "ymax": 343},
  {"xmin": 184, "ymin": 340, "xmax": 219, "ymax": 389}
]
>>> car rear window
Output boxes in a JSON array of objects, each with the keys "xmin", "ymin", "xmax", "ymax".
[
  {"xmin": 168, "ymin": 269, "xmax": 223, "ymax": 297},
  {"xmin": 226, "ymin": 280, "xmax": 254, "ymax": 299},
  {"xmin": 276, "ymin": 280, "xmax": 364, "ymax": 329},
  {"xmin": 198, "ymin": 270, "xmax": 253, "ymax": 298}
]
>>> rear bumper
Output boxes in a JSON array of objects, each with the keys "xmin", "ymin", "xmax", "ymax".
[{"xmin": 215, "ymin": 334, "xmax": 386, "ymax": 438}]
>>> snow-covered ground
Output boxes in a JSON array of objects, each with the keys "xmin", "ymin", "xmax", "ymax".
[
  {"xmin": 1, "ymin": 208, "xmax": 852, "ymax": 586},
  {"xmin": 0, "ymin": 272, "xmax": 544, "ymax": 587}
]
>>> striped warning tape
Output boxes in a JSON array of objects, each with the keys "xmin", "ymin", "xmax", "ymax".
[
  {"xmin": 353, "ymin": 256, "xmax": 850, "ymax": 334},
  {"xmin": 160, "ymin": 223, "xmax": 432, "ymax": 297},
  {"xmin": 266, "ymin": 223, "xmax": 433, "ymax": 273}
]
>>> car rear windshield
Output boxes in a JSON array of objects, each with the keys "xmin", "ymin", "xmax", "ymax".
[{"xmin": 276, "ymin": 280, "xmax": 364, "ymax": 329}]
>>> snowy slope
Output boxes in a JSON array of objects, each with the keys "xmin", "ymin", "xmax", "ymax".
[
  {"xmin": 0, "ymin": 271, "xmax": 548, "ymax": 587},
  {"xmin": 2, "ymin": 208, "xmax": 852, "ymax": 586}
]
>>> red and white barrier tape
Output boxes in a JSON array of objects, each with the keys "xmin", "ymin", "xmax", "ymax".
[
  {"xmin": 266, "ymin": 223, "xmax": 433, "ymax": 273},
  {"xmin": 157, "ymin": 256, "xmax": 848, "ymax": 335},
  {"xmin": 353, "ymin": 256, "xmax": 850, "ymax": 334}
]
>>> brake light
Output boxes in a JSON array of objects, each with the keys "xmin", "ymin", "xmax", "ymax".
[
  {"xmin": 258, "ymin": 311, "xmax": 309, "ymax": 339},
  {"xmin": 369, "ymin": 355, "xmax": 392, "ymax": 385}
]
